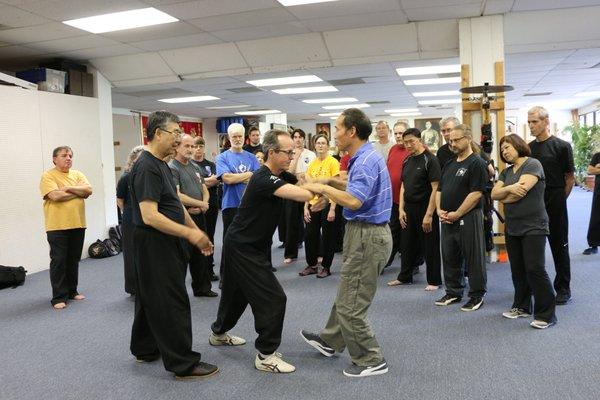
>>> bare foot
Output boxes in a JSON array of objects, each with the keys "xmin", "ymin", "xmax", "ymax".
[
  {"xmin": 73, "ymin": 294, "xmax": 86, "ymax": 300},
  {"xmin": 53, "ymin": 302, "xmax": 67, "ymax": 310},
  {"xmin": 283, "ymin": 258, "xmax": 294, "ymax": 264},
  {"xmin": 317, "ymin": 257, "xmax": 323, "ymax": 264},
  {"xmin": 424, "ymin": 285, "xmax": 439, "ymax": 291},
  {"xmin": 387, "ymin": 280, "xmax": 403, "ymax": 286}
]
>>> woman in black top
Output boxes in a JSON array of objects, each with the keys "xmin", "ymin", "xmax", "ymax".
[
  {"xmin": 116, "ymin": 145, "xmax": 144, "ymax": 295},
  {"xmin": 492, "ymin": 134, "xmax": 556, "ymax": 329}
]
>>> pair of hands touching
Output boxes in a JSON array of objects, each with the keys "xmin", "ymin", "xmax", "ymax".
[{"xmin": 188, "ymin": 201, "xmax": 209, "ymax": 215}]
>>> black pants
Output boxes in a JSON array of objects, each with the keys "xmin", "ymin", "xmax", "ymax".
[
  {"xmin": 130, "ymin": 227, "xmax": 200, "ymax": 375},
  {"xmin": 121, "ymin": 218, "xmax": 136, "ymax": 295},
  {"xmin": 212, "ymin": 243, "xmax": 286, "ymax": 355},
  {"xmin": 204, "ymin": 201, "xmax": 219, "ymax": 267},
  {"xmin": 220, "ymin": 207, "xmax": 238, "ymax": 278},
  {"xmin": 398, "ymin": 202, "xmax": 442, "ymax": 285},
  {"xmin": 544, "ymin": 188, "xmax": 571, "ymax": 295},
  {"xmin": 441, "ymin": 210, "xmax": 487, "ymax": 298},
  {"xmin": 587, "ymin": 188, "xmax": 600, "ymax": 247},
  {"xmin": 189, "ymin": 213, "xmax": 212, "ymax": 294},
  {"xmin": 506, "ymin": 235, "xmax": 556, "ymax": 323},
  {"xmin": 387, "ymin": 203, "xmax": 402, "ymax": 266},
  {"xmin": 283, "ymin": 199, "xmax": 304, "ymax": 259},
  {"xmin": 305, "ymin": 203, "xmax": 337, "ymax": 269},
  {"xmin": 46, "ymin": 228, "xmax": 85, "ymax": 305}
]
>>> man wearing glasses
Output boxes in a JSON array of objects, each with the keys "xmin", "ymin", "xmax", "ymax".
[
  {"xmin": 435, "ymin": 124, "xmax": 488, "ymax": 312},
  {"xmin": 129, "ymin": 111, "xmax": 218, "ymax": 379},
  {"xmin": 436, "ymin": 116, "xmax": 460, "ymax": 169}
]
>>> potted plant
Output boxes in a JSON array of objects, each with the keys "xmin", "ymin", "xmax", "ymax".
[{"xmin": 563, "ymin": 123, "xmax": 600, "ymax": 189}]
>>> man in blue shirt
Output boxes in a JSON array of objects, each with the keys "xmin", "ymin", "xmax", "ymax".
[{"xmin": 300, "ymin": 108, "xmax": 393, "ymax": 378}]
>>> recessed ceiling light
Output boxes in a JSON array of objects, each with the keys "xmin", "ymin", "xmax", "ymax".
[
  {"xmin": 404, "ymin": 77, "xmax": 461, "ymax": 86},
  {"xmin": 235, "ymin": 110, "xmax": 281, "ymax": 116},
  {"xmin": 412, "ymin": 90, "xmax": 461, "ymax": 97},
  {"xmin": 575, "ymin": 91, "xmax": 600, "ymax": 97},
  {"xmin": 158, "ymin": 96, "xmax": 219, "ymax": 103},
  {"xmin": 396, "ymin": 65, "xmax": 461, "ymax": 77},
  {"xmin": 205, "ymin": 105, "xmax": 250, "ymax": 109},
  {"xmin": 318, "ymin": 112, "xmax": 341, "ymax": 117},
  {"xmin": 277, "ymin": 0, "xmax": 339, "ymax": 6},
  {"xmin": 384, "ymin": 108, "xmax": 419, "ymax": 113},
  {"xmin": 322, "ymin": 103, "xmax": 370, "ymax": 110},
  {"xmin": 63, "ymin": 7, "xmax": 178, "ymax": 34},
  {"xmin": 390, "ymin": 112, "xmax": 422, "ymax": 117},
  {"xmin": 302, "ymin": 97, "xmax": 358, "ymax": 104},
  {"xmin": 273, "ymin": 86, "xmax": 338, "ymax": 94},
  {"xmin": 418, "ymin": 98, "xmax": 461, "ymax": 105},
  {"xmin": 247, "ymin": 75, "xmax": 322, "ymax": 87}
]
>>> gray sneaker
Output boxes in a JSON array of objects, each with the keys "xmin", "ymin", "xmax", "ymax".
[
  {"xmin": 343, "ymin": 359, "xmax": 388, "ymax": 378},
  {"xmin": 300, "ymin": 330, "xmax": 335, "ymax": 357},
  {"xmin": 209, "ymin": 332, "xmax": 246, "ymax": 346},
  {"xmin": 502, "ymin": 308, "xmax": 531, "ymax": 319}
]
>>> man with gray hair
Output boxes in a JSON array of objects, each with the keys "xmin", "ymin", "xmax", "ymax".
[
  {"xmin": 436, "ymin": 116, "xmax": 461, "ymax": 169},
  {"xmin": 210, "ymin": 129, "xmax": 317, "ymax": 373},
  {"xmin": 528, "ymin": 106, "xmax": 575, "ymax": 305},
  {"xmin": 373, "ymin": 120, "xmax": 394, "ymax": 160}
]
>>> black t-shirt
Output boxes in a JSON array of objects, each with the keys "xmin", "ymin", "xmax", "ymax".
[
  {"xmin": 192, "ymin": 158, "xmax": 218, "ymax": 207},
  {"xmin": 436, "ymin": 143, "xmax": 454, "ymax": 170},
  {"xmin": 439, "ymin": 153, "xmax": 487, "ymax": 212},
  {"xmin": 243, "ymin": 143, "xmax": 263, "ymax": 154},
  {"xmin": 529, "ymin": 136, "xmax": 574, "ymax": 189},
  {"xmin": 591, "ymin": 152, "xmax": 600, "ymax": 192},
  {"xmin": 402, "ymin": 150, "xmax": 441, "ymax": 203},
  {"xmin": 130, "ymin": 151, "xmax": 185, "ymax": 228},
  {"xmin": 225, "ymin": 166, "xmax": 297, "ymax": 252},
  {"xmin": 116, "ymin": 172, "xmax": 132, "ymax": 223}
]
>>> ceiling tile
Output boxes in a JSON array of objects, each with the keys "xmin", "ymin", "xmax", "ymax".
[
  {"xmin": 210, "ymin": 22, "xmax": 309, "ymax": 42},
  {"xmin": 129, "ymin": 32, "xmax": 222, "ymax": 51},
  {"xmin": 100, "ymin": 22, "xmax": 201, "ymax": 43},
  {"xmin": 56, "ymin": 44, "xmax": 146, "ymax": 59},
  {"xmin": 302, "ymin": 10, "xmax": 408, "ymax": 32},
  {"xmin": 160, "ymin": 42, "xmax": 247, "ymax": 74},
  {"xmin": 156, "ymin": 0, "xmax": 278, "ymax": 19},
  {"xmin": 404, "ymin": 4, "xmax": 481, "ymax": 20},
  {"xmin": 0, "ymin": 3, "xmax": 52, "ymax": 28},
  {"xmin": 111, "ymin": 75, "xmax": 181, "ymax": 87},
  {"xmin": 401, "ymin": 0, "xmax": 481, "ymax": 8},
  {"xmin": 237, "ymin": 32, "xmax": 329, "ymax": 67},
  {"xmin": 27, "ymin": 35, "xmax": 122, "ymax": 53},
  {"xmin": 417, "ymin": 19, "xmax": 458, "ymax": 51},
  {"xmin": 483, "ymin": 0, "xmax": 514, "ymax": 14},
  {"xmin": 90, "ymin": 52, "xmax": 175, "ymax": 81},
  {"xmin": 286, "ymin": 0, "xmax": 400, "ymax": 19},
  {"xmin": 0, "ymin": 44, "xmax": 47, "ymax": 58},
  {"xmin": 512, "ymin": 0, "xmax": 600, "ymax": 12},
  {"xmin": 187, "ymin": 7, "xmax": 297, "ymax": 32},
  {"xmin": 0, "ymin": 22, "xmax": 84, "ymax": 45},
  {"xmin": 16, "ymin": 0, "xmax": 149, "ymax": 21}
]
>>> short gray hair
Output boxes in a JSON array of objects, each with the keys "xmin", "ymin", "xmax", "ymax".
[
  {"xmin": 227, "ymin": 123, "xmax": 245, "ymax": 136},
  {"xmin": 528, "ymin": 106, "xmax": 549, "ymax": 119},
  {"xmin": 440, "ymin": 116, "xmax": 460, "ymax": 127},
  {"xmin": 146, "ymin": 111, "xmax": 180, "ymax": 142},
  {"xmin": 394, "ymin": 121, "xmax": 409, "ymax": 130},
  {"xmin": 125, "ymin": 145, "xmax": 144, "ymax": 172},
  {"xmin": 262, "ymin": 129, "xmax": 290, "ymax": 161}
]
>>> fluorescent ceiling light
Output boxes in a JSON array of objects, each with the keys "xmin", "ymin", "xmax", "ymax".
[
  {"xmin": 418, "ymin": 98, "xmax": 461, "ymax": 105},
  {"xmin": 384, "ymin": 108, "xmax": 419, "ymax": 113},
  {"xmin": 205, "ymin": 105, "xmax": 250, "ymax": 109},
  {"xmin": 412, "ymin": 90, "xmax": 461, "ymax": 97},
  {"xmin": 158, "ymin": 96, "xmax": 219, "ymax": 103},
  {"xmin": 277, "ymin": 0, "xmax": 339, "ymax": 6},
  {"xmin": 302, "ymin": 97, "xmax": 358, "ymax": 104},
  {"xmin": 318, "ymin": 112, "xmax": 341, "ymax": 117},
  {"xmin": 63, "ymin": 7, "xmax": 178, "ymax": 34},
  {"xmin": 396, "ymin": 64, "xmax": 461, "ymax": 76},
  {"xmin": 235, "ymin": 110, "xmax": 281, "ymax": 116},
  {"xmin": 273, "ymin": 86, "xmax": 337, "ymax": 94},
  {"xmin": 390, "ymin": 112, "xmax": 422, "ymax": 117},
  {"xmin": 247, "ymin": 75, "xmax": 322, "ymax": 87},
  {"xmin": 330, "ymin": 117, "xmax": 339, "ymax": 120},
  {"xmin": 322, "ymin": 103, "xmax": 370, "ymax": 110},
  {"xmin": 404, "ymin": 77, "xmax": 461, "ymax": 86},
  {"xmin": 575, "ymin": 91, "xmax": 600, "ymax": 97}
]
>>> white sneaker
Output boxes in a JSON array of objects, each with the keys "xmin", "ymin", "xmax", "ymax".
[
  {"xmin": 530, "ymin": 320, "xmax": 556, "ymax": 329},
  {"xmin": 209, "ymin": 332, "xmax": 246, "ymax": 346},
  {"xmin": 254, "ymin": 352, "xmax": 296, "ymax": 373},
  {"xmin": 502, "ymin": 308, "xmax": 531, "ymax": 319}
]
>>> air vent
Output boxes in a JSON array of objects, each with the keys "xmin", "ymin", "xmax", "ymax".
[
  {"xmin": 366, "ymin": 100, "xmax": 390, "ymax": 105},
  {"xmin": 523, "ymin": 92, "xmax": 552, "ymax": 97},
  {"xmin": 227, "ymin": 87, "xmax": 263, "ymax": 93},
  {"xmin": 125, "ymin": 88, "xmax": 194, "ymax": 98},
  {"xmin": 327, "ymin": 78, "xmax": 365, "ymax": 86}
]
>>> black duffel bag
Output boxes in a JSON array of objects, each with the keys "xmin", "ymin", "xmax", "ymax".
[{"xmin": 0, "ymin": 265, "xmax": 27, "ymax": 289}]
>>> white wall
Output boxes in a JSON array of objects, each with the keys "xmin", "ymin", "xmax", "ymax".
[
  {"xmin": 113, "ymin": 111, "xmax": 143, "ymax": 181},
  {"xmin": 0, "ymin": 85, "xmax": 111, "ymax": 273}
]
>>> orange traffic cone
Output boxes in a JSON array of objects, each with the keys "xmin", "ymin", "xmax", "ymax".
[{"xmin": 497, "ymin": 249, "xmax": 508, "ymax": 263}]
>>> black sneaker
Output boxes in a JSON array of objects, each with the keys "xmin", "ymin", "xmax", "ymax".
[
  {"xmin": 435, "ymin": 294, "xmax": 462, "ymax": 306},
  {"xmin": 461, "ymin": 297, "xmax": 484, "ymax": 312},
  {"xmin": 343, "ymin": 359, "xmax": 388, "ymax": 378},
  {"xmin": 175, "ymin": 362, "xmax": 219, "ymax": 380},
  {"xmin": 583, "ymin": 246, "xmax": 598, "ymax": 255},
  {"xmin": 300, "ymin": 330, "xmax": 335, "ymax": 357},
  {"xmin": 210, "ymin": 273, "xmax": 219, "ymax": 282},
  {"xmin": 556, "ymin": 292, "xmax": 571, "ymax": 305}
]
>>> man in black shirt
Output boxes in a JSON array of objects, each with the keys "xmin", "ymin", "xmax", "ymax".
[
  {"xmin": 387, "ymin": 128, "xmax": 442, "ymax": 290},
  {"xmin": 435, "ymin": 124, "xmax": 488, "ymax": 311},
  {"xmin": 584, "ymin": 152, "xmax": 600, "ymax": 255},
  {"xmin": 210, "ymin": 129, "xmax": 316, "ymax": 374},
  {"xmin": 129, "ymin": 111, "xmax": 218, "ymax": 380},
  {"xmin": 242, "ymin": 125, "xmax": 263, "ymax": 154},
  {"xmin": 528, "ymin": 106, "xmax": 575, "ymax": 304},
  {"xmin": 192, "ymin": 136, "xmax": 219, "ymax": 280}
]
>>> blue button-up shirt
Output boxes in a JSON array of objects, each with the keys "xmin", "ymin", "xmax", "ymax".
[{"xmin": 343, "ymin": 142, "xmax": 392, "ymax": 224}]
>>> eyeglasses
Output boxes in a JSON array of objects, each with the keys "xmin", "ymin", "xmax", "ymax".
[
  {"xmin": 160, "ymin": 127, "xmax": 183, "ymax": 136},
  {"xmin": 440, "ymin": 128, "xmax": 453, "ymax": 133},
  {"xmin": 447, "ymin": 136, "xmax": 467, "ymax": 144},
  {"xmin": 274, "ymin": 149, "xmax": 295, "ymax": 157}
]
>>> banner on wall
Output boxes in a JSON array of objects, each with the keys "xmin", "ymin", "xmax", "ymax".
[{"xmin": 140, "ymin": 116, "xmax": 203, "ymax": 144}]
